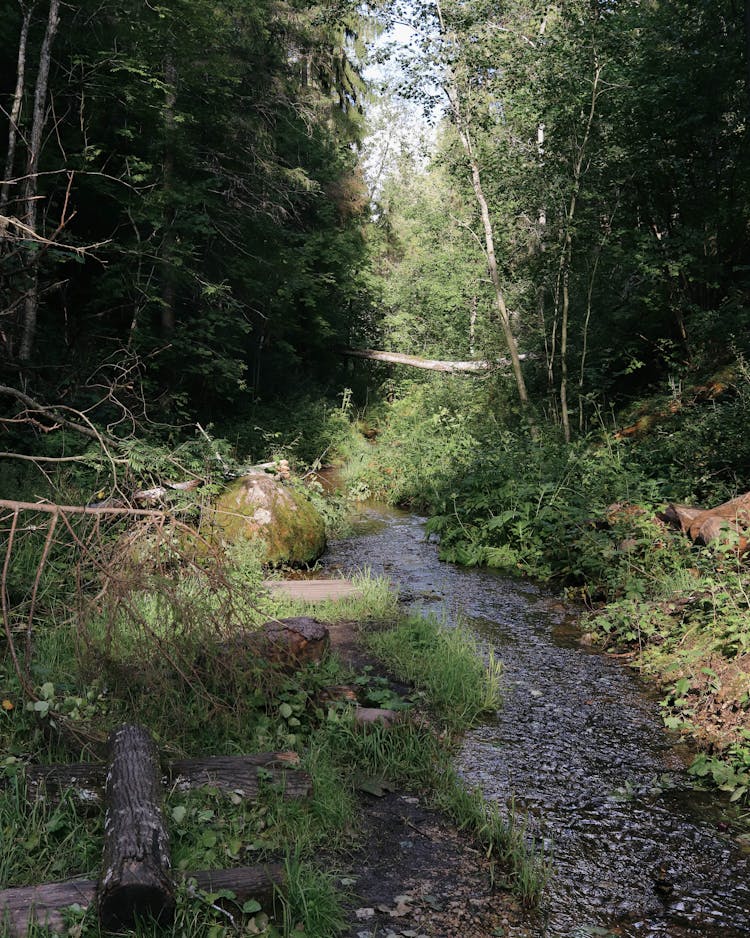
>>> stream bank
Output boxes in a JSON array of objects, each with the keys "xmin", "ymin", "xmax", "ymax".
[{"xmin": 321, "ymin": 504, "xmax": 750, "ymax": 938}]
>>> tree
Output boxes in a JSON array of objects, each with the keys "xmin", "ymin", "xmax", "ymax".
[{"xmin": 0, "ymin": 0, "xmax": 372, "ymax": 415}]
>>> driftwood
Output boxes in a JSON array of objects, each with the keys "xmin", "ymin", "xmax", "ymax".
[
  {"xmin": 661, "ymin": 492, "xmax": 750, "ymax": 551},
  {"xmin": 341, "ymin": 346, "xmax": 531, "ymax": 373},
  {"xmin": 0, "ymin": 865, "xmax": 284, "ymax": 938},
  {"xmin": 97, "ymin": 724, "xmax": 175, "ymax": 929},
  {"xmin": 24, "ymin": 751, "xmax": 312, "ymax": 808}
]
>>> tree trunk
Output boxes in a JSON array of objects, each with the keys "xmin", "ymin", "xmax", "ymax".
[
  {"xmin": 0, "ymin": 2, "xmax": 34, "ymax": 218},
  {"xmin": 214, "ymin": 617, "xmax": 330, "ymax": 670},
  {"xmin": 161, "ymin": 55, "xmax": 177, "ymax": 335},
  {"xmin": 558, "ymin": 61, "xmax": 601, "ymax": 443},
  {"xmin": 660, "ymin": 493, "xmax": 750, "ymax": 551},
  {"xmin": 97, "ymin": 724, "xmax": 175, "ymax": 930},
  {"xmin": 340, "ymin": 346, "xmax": 527, "ymax": 372},
  {"xmin": 434, "ymin": 0, "xmax": 532, "ymax": 421},
  {"xmin": 469, "ymin": 294, "xmax": 477, "ymax": 356},
  {"xmin": 18, "ymin": 0, "xmax": 61, "ymax": 362}
]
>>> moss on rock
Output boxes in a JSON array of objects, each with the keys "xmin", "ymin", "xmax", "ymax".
[{"xmin": 209, "ymin": 472, "xmax": 326, "ymax": 566}]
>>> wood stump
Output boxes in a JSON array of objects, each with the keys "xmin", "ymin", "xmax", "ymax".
[{"xmin": 97, "ymin": 724, "xmax": 175, "ymax": 929}]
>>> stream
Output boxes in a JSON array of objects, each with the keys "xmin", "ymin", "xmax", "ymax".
[{"xmin": 319, "ymin": 505, "xmax": 750, "ymax": 938}]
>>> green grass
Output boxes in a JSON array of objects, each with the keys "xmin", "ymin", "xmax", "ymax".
[
  {"xmin": 1, "ymin": 507, "xmax": 545, "ymax": 937},
  {"xmin": 365, "ymin": 614, "xmax": 502, "ymax": 730}
]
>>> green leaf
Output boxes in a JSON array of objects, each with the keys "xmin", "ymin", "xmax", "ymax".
[
  {"xmin": 242, "ymin": 899, "xmax": 262, "ymax": 914},
  {"xmin": 171, "ymin": 805, "xmax": 187, "ymax": 824},
  {"xmin": 279, "ymin": 703, "xmax": 293, "ymax": 719}
]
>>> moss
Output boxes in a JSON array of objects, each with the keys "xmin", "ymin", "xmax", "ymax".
[{"xmin": 210, "ymin": 473, "xmax": 326, "ymax": 566}]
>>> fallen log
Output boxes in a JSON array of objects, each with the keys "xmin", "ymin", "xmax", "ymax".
[
  {"xmin": 0, "ymin": 865, "xmax": 284, "ymax": 938},
  {"xmin": 23, "ymin": 751, "xmax": 311, "ymax": 807},
  {"xmin": 340, "ymin": 346, "xmax": 533, "ymax": 373},
  {"xmin": 97, "ymin": 724, "xmax": 175, "ymax": 929},
  {"xmin": 167, "ymin": 753, "xmax": 311, "ymax": 799},
  {"xmin": 661, "ymin": 492, "xmax": 750, "ymax": 552}
]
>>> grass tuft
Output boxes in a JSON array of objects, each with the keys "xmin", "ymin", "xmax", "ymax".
[{"xmin": 365, "ymin": 614, "xmax": 502, "ymax": 730}]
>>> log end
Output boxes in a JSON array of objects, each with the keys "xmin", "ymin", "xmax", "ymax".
[{"xmin": 98, "ymin": 881, "xmax": 175, "ymax": 930}]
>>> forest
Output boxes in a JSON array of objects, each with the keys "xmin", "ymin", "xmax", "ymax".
[{"xmin": 2, "ymin": 0, "xmax": 750, "ymax": 935}]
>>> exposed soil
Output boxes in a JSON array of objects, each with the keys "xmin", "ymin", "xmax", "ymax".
[
  {"xmin": 326, "ymin": 620, "xmax": 532, "ymax": 938},
  {"xmin": 339, "ymin": 790, "xmax": 529, "ymax": 938}
]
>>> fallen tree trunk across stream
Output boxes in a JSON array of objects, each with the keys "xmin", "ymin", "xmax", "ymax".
[{"xmin": 340, "ymin": 347, "xmax": 533, "ymax": 373}]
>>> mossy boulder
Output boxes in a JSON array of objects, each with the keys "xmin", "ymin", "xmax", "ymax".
[{"xmin": 210, "ymin": 473, "xmax": 326, "ymax": 566}]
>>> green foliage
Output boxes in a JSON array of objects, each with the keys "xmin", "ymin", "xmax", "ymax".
[
  {"xmin": 689, "ymin": 745, "xmax": 750, "ymax": 806},
  {"xmin": 1, "ymin": 0, "xmax": 370, "ymax": 413},
  {"xmin": 0, "ymin": 772, "xmax": 101, "ymax": 885},
  {"xmin": 344, "ymin": 372, "xmax": 750, "ymax": 808}
]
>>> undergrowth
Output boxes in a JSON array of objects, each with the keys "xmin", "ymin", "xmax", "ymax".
[
  {"xmin": 1, "ymin": 508, "xmax": 543, "ymax": 936},
  {"xmin": 365, "ymin": 615, "xmax": 502, "ymax": 731},
  {"xmin": 340, "ymin": 372, "xmax": 750, "ymax": 805}
]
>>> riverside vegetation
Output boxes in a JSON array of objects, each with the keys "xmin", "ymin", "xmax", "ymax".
[
  {"xmin": 3, "ymin": 0, "xmax": 750, "ymax": 929},
  {"xmin": 335, "ymin": 372, "xmax": 750, "ymax": 810},
  {"xmin": 0, "ymin": 459, "xmax": 546, "ymax": 937}
]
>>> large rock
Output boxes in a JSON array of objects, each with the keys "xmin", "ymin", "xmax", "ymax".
[{"xmin": 210, "ymin": 472, "xmax": 326, "ymax": 565}]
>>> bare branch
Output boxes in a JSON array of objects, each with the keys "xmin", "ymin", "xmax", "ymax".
[
  {"xmin": 0, "ymin": 384, "xmax": 120, "ymax": 446},
  {"xmin": 0, "ymin": 213, "xmax": 110, "ymax": 254}
]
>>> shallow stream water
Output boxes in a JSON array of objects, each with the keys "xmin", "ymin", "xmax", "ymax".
[{"xmin": 320, "ymin": 505, "xmax": 750, "ymax": 938}]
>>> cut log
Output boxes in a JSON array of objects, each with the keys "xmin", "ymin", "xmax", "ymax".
[
  {"xmin": 184, "ymin": 863, "xmax": 284, "ymax": 910},
  {"xmin": 0, "ymin": 879, "xmax": 94, "ymax": 937},
  {"xmin": 661, "ymin": 492, "xmax": 750, "ymax": 552},
  {"xmin": 23, "ymin": 751, "xmax": 311, "ymax": 807},
  {"xmin": 24, "ymin": 761, "xmax": 105, "ymax": 810},
  {"xmin": 693, "ymin": 515, "xmax": 744, "ymax": 548},
  {"xmin": 660, "ymin": 503, "xmax": 704, "ymax": 534},
  {"xmin": 340, "ymin": 346, "xmax": 532, "ymax": 373},
  {"xmin": 0, "ymin": 865, "xmax": 284, "ymax": 938},
  {"xmin": 166, "ymin": 753, "xmax": 312, "ymax": 800},
  {"xmin": 262, "ymin": 578, "xmax": 362, "ymax": 602},
  {"xmin": 97, "ymin": 724, "xmax": 175, "ymax": 929}
]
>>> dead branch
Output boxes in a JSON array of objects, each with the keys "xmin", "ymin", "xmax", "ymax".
[
  {"xmin": 0, "ymin": 384, "xmax": 120, "ymax": 446},
  {"xmin": 0, "ymin": 213, "xmax": 110, "ymax": 253},
  {"xmin": 0, "ymin": 499, "xmax": 165, "ymax": 517}
]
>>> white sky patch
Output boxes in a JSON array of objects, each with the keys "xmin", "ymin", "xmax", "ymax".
[{"xmin": 360, "ymin": 16, "xmax": 444, "ymax": 201}]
